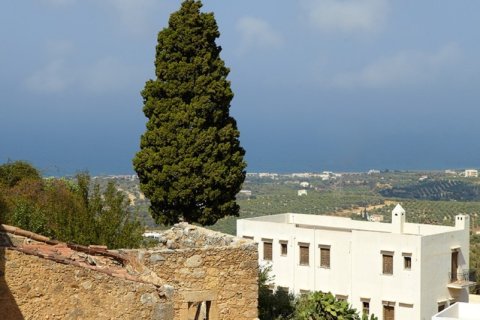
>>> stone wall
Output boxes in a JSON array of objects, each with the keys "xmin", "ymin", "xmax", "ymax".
[
  {"xmin": 138, "ymin": 224, "xmax": 259, "ymax": 320},
  {"xmin": 0, "ymin": 249, "xmax": 173, "ymax": 320},
  {"xmin": 0, "ymin": 223, "xmax": 258, "ymax": 320}
]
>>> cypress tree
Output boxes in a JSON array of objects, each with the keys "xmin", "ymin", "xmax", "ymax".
[{"xmin": 133, "ymin": 0, "xmax": 246, "ymax": 226}]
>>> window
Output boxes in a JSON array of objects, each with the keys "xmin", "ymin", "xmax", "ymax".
[
  {"xmin": 335, "ymin": 294, "xmax": 348, "ymax": 302},
  {"xmin": 263, "ymin": 240, "xmax": 272, "ymax": 261},
  {"xmin": 280, "ymin": 240, "xmax": 288, "ymax": 256},
  {"xmin": 438, "ymin": 303, "xmax": 446, "ymax": 312},
  {"xmin": 362, "ymin": 301, "xmax": 370, "ymax": 316},
  {"xmin": 299, "ymin": 243, "xmax": 310, "ymax": 266},
  {"xmin": 299, "ymin": 289, "xmax": 310, "ymax": 295},
  {"xmin": 320, "ymin": 246, "xmax": 330, "ymax": 268},
  {"xmin": 383, "ymin": 305, "xmax": 394, "ymax": 320},
  {"xmin": 188, "ymin": 301, "xmax": 211, "ymax": 320},
  {"xmin": 403, "ymin": 254, "xmax": 412, "ymax": 270},
  {"xmin": 451, "ymin": 250, "xmax": 459, "ymax": 281},
  {"xmin": 382, "ymin": 253, "xmax": 393, "ymax": 275}
]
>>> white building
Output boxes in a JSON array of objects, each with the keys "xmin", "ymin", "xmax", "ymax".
[
  {"xmin": 464, "ymin": 169, "xmax": 478, "ymax": 178},
  {"xmin": 142, "ymin": 231, "xmax": 161, "ymax": 240},
  {"xmin": 239, "ymin": 189, "xmax": 253, "ymax": 197},
  {"xmin": 300, "ymin": 181, "xmax": 310, "ymax": 188},
  {"xmin": 297, "ymin": 189, "xmax": 308, "ymax": 196},
  {"xmin": 237, "ymin": 205, "xmax": 475, "ymax": 320}
]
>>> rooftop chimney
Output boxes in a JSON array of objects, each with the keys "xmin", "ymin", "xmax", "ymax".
[
  {"xmin": 392, "ymin": 204, "xmax": 405, "ymax": 234},
  {"xmin": 455, "ymin": 214, "xmax": 469, "ymax": 230}
]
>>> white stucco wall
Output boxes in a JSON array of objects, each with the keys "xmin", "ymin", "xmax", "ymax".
[
  {"xmin": 420, "ymin": 228, "xmax": 470, "ymax": 319},
  {"xmin": 350, "ymin": 230, "xmax": 421, "ymax": 319}
]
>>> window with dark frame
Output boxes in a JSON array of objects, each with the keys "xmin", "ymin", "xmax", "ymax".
[
  {"xmin": 362, "ymin": 301, "xmax": 370, "ymax": 315},
  {"xmin": 320, "ymin": 246, "xmax": 330, "ymax": 268},
  {"xmin": 383, "ymin": 305, "xmax": 395, "ymax": 320},
  {"xmin": 438, "ymin": 303, "xmax": 446, "ymax": 312},
  {"xmin": 383, "ymin": 253, "xmax": 393, "ymax": 275},
  {"xmin": 404, "ymin": 255, "xmax": 412, "ymax": 270},
  {"xmin": 280, "ymin": 241, "xmax": 288, "ymax": 256},
  {"xmin": 263, "ymin": 241, "xmax": 272, "ymax": 261},
  {"xmin": 299, "ymin": 243, "xmax": 309, "ymax": 266}
]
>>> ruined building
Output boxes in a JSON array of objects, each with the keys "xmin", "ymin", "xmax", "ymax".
[{"xmin": 0, "ymin": 223, "xmax": 258, "ymax": 320}]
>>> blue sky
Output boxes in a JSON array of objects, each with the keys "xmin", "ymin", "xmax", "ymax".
[{"xmin": 1, "ymin": 0, "xmax": 480, "ymax": 175}]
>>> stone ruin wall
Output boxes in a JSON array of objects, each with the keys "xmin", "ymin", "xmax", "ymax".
[
  {"xmin": 0, "ymin": 223, "xmax": 258, "ymax": 320},
  {"xmin": 134, "ymin": 224, "xmax": 259, "ymax": 320},
  {"xmin": 0, "ymin": 249, "xmax": 173, "ymax": 320}
]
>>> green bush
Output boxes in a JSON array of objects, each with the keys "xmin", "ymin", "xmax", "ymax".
[{"xmin": 0, "ymin": 161, "xmax": 144, "ymax": 249}]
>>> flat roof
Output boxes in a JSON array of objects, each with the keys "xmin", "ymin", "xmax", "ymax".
[{"xmin": 241, "ymin": 213, "xmax": 458, "ymax": 236}]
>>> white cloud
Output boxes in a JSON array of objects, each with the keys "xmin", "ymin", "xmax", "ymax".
[
  {"xmin": 236, "ymin": 16, "xmax": 283, "ymax": 54},
  {"xmin": 302, "ymin": 0, "xmax": 389, "ymax": 34},
  {"xmin": 81, "ymin": 57, "xmax": 140, "ymax": 93},
  {"xmin": 105, "ymin": 0, "xmax": 158, "ymax": 36},
  {"xmin": 330, "ymin": 43, "xmax": 462, "ymax": 88},
  {"xmin": 25, "ymin": 42, "xmax": 140, "ymax": 94},
  {"xmin": 26, "ymin": 59, "xmax": 74, "ymax": 93}
]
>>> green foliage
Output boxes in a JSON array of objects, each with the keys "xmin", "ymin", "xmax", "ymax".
[
  {"xmin": 61, "ymin": 173, "xmax": 144, "ymax": 249},
  {"xmin": 0, "ymin": 162, "xmax": 144, "ymax": 249},
  {"xmin": 258, "ymin": 266, "xmax": 295, "ymax": 320},
  {"xmin": 0, "ymin": 160, "xmax": 41, "ymax": 188},
  {"xmin": 293, "ymin": 292, "xmax": 377, "ymax": 320},
  {"xmin": 257, "ymin": 268, "xmax": 379, "ymax": 320},
  {"xmin": 209, "ymin": 183, "xmax": 384, "ymax": 235},
  {"xmin": 91, "ymin": 181, "xmax": 144, "ymax": 249},
  {"xmin": 133, "ymin": 0, "xmax": 246, "ymax": 226},
  {"xmin": 380, "ymin": 179, "xmax": 480, "ymax": 201},
  {"xmin": 470, "ymin": 234, "xmax": 480, "ymax": 294}
]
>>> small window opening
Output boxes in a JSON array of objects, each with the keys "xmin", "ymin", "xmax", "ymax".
[{"xmin": 188, "ymin": 301, "xmax": 211, "ymax": 320}]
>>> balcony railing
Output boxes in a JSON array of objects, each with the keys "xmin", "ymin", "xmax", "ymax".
[{"xmin": 448, "ymin": 269, "xmax": 476, "ymax": 288}]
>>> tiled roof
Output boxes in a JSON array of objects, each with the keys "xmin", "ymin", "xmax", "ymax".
[{"xmin": 0, "ymin": 224, "xmax": 163, "ymax": 287}]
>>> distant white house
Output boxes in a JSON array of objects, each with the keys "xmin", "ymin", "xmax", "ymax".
[
  {"xmin": 297, "ymin": 189, "xmax": 308, "ymax": 196},
  {"xmin": 291, "ymin": 173, "xmax": 313, "ymax": 178},
  {"xmin": 143, "ymin": 232, "xmax": 161, "ymax": 240},
  {"xmin": 369, "ymin": 214, "xmax": 384, "ymax": 222},
  {"xmin": 258, "ymin": 172, "xmax": 279, "ymax": 179},
  {"xmin": 464, "ymin": 170, "xmax": 478, "ymax": 178},
  {"xmin": 239, "ymin": 189, "xmax": 253, "ymax": 197},
  {"xmin": 300, "ymin": 181, "xmax": 310, "ymax": 188},
  {"xmin": 237, "ymin": 205, "xmax": 474, "ymax": 320}
]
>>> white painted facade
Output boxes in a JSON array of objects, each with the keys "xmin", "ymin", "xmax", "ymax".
[
  {"xmin": 432, "ymin": 302, "xmax": 480, "ymax": 320},
  {"xmin": 237, "ymin": 205, "xmax": 474, "ymax": 320}
]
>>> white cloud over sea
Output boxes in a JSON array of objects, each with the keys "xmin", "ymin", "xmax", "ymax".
[{"xmin": 330, "ymin": 43, "xmax": 462, "ymax": 88}]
